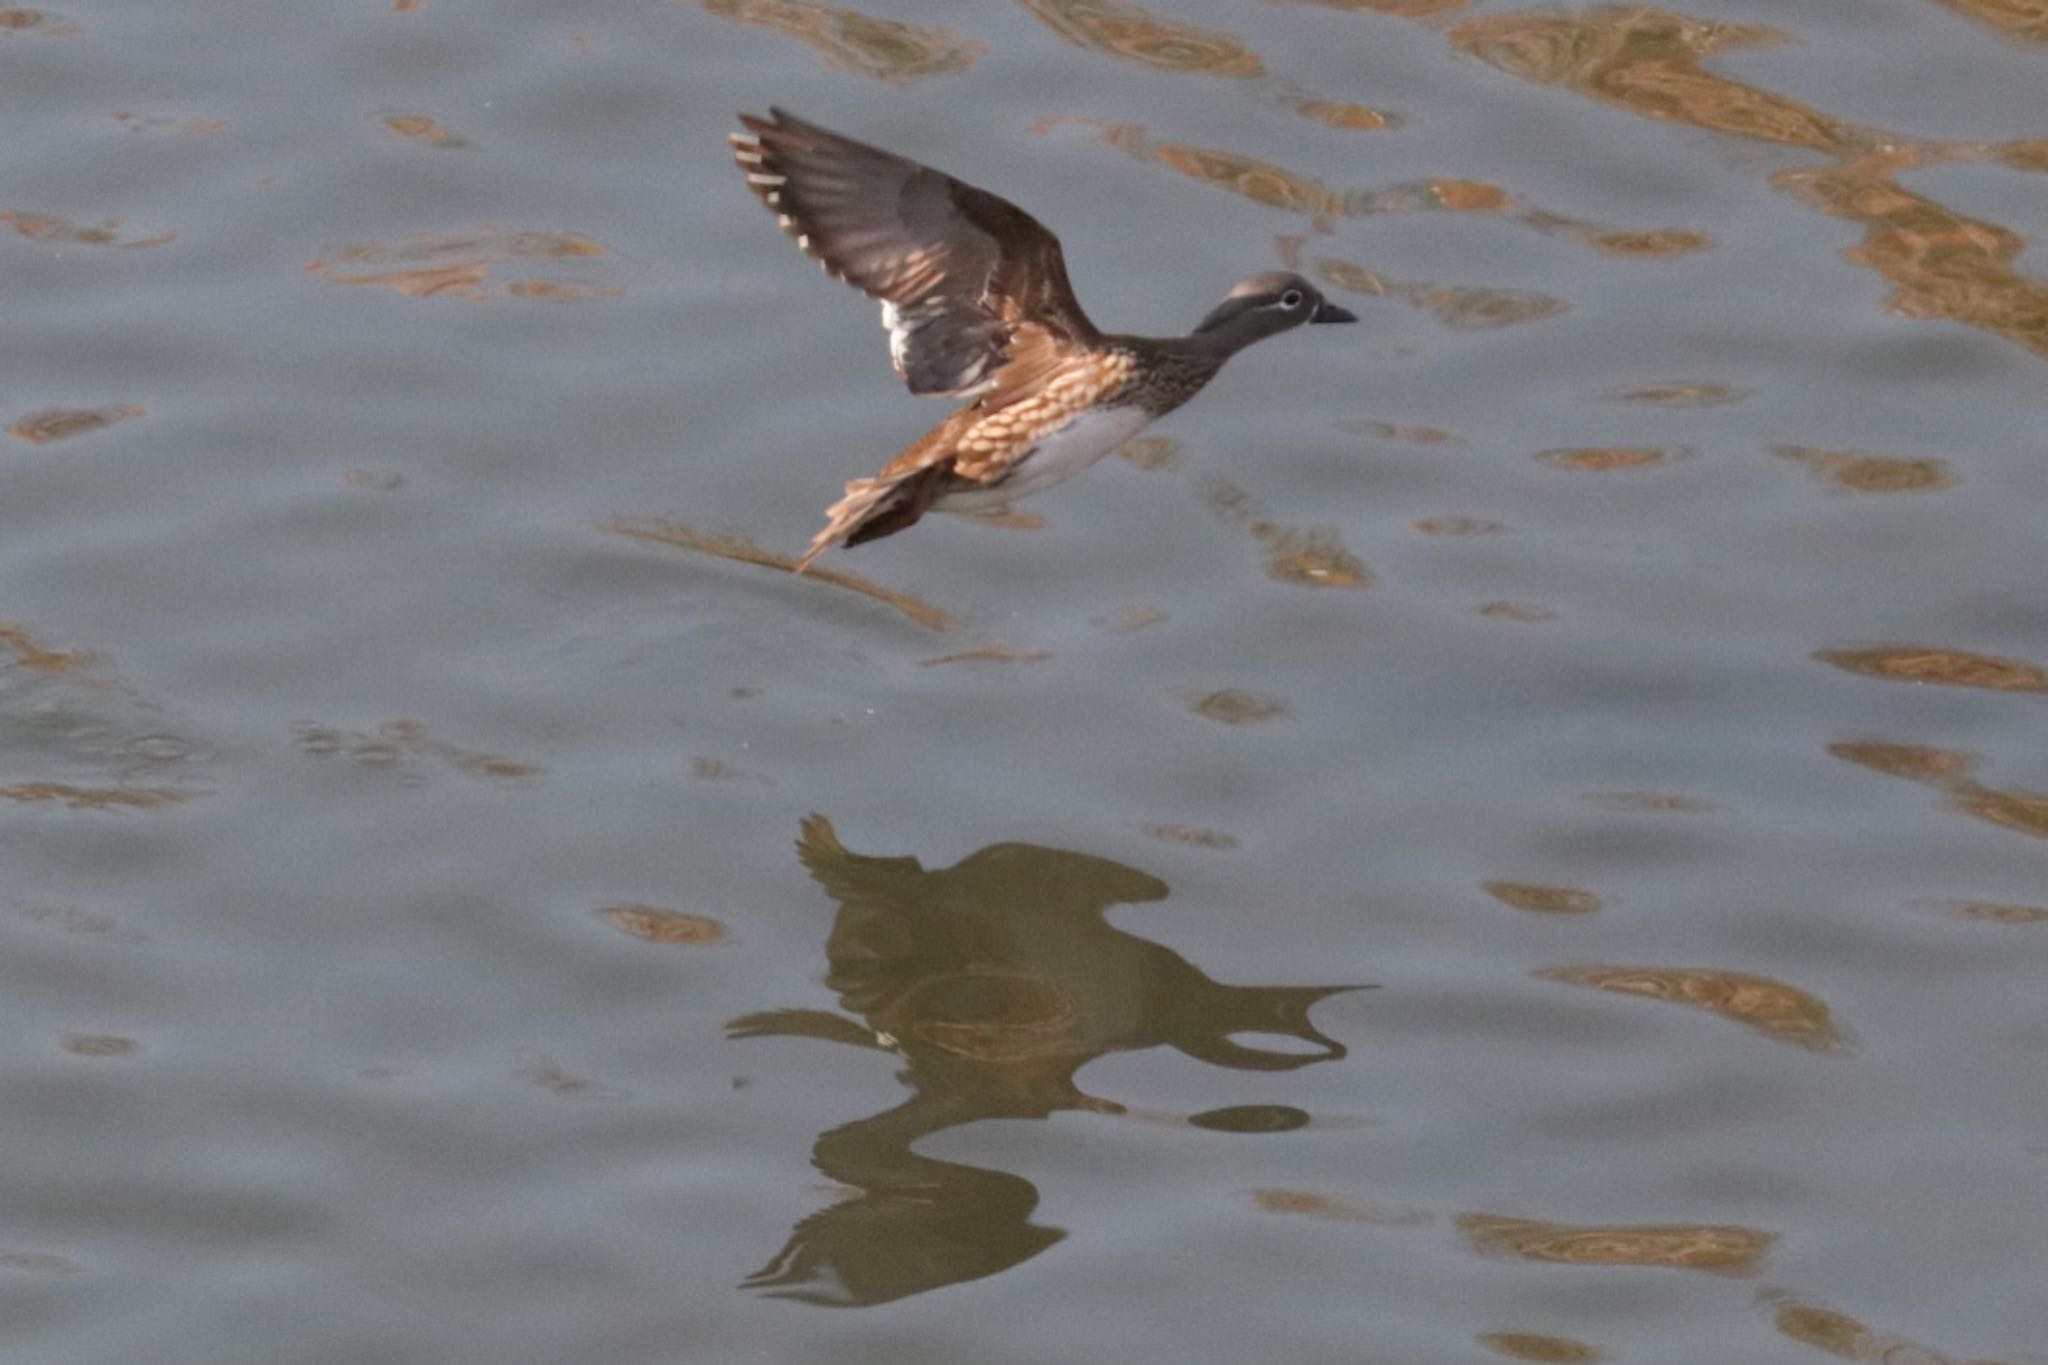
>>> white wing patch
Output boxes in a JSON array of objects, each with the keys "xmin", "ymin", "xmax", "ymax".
[{"xmin": 880, "ymin": 300, "xmax": 910, "ymax": 376}]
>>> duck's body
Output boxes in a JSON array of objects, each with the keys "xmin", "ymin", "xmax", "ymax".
[{"xmin": 728, "ymin": 109, "xmax": 1355, "ymax": 571}]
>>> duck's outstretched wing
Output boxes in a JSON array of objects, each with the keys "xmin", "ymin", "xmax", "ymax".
[{"xmin": 731, "ymin": 108, "xmax": 1096, "ymax": 398}]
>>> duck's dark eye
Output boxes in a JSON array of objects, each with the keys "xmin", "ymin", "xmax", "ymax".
[{"xmin": 1279, "ymin": 290, "xmax": 1305, "ymax": 309}]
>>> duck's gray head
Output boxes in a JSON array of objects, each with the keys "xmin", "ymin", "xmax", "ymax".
[{"xmin": 1193, "ymin": 271, "xmax": 1356, "ymax": 350}]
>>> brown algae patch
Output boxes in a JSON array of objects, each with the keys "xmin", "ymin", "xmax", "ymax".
[
  {"xmin": 1093, "ymin": 606, "xmax": 1166, "ymax": 632},
  {"xmin": 0, "ymin": 10, "xmax": 80, "ymax": 34},
  {"xmin": 1411, "ymin": 516, "xmax": 1503, "ymax": 536},
  {"xmin": 1458, "ymin": 1211, "xmax": 1775, "ymax": 1276},
  {"xmin": 1144, "ymin": 823, "xmax": 1240, "ymax": 849},
  {"xmin": 1918, "ymin": 899, "xmax": 2048, "ymax": 925},
  {"xmin": 1581, "ymin": 791, "xmax": 1717, "ymax": 814},
  {"xmin": 513, "ymin": 1054, "xmax": 629, "ymax": 1102},
  {"xmin": 1771, "ymin": 445, "xmax": 1956, "ymax": 494},
  {"xmin": 1, "ymin": 211, "xmax": 170, "ymax": 246},
  {"xmin": 1068, "ymin": 114, "xmax": 1695, "ymax": 248},
  {"xmin": 1479, "ymin": 601, "xmax": 1558, "ymax": 623},
  {"xmin": 690, "ymin": 756, "xmax": 772, "ymax": 784},
  {"xmin": 1016, "ymin": 0, "xmax": 1264, "ymax": 76},
  {"xmin": 1833, "ymin": 738, "xmax": 2048, "ymax": 843},
  {"xmin": 294, "ymin": 720, "xmax": 538, "ymax": 783},
  {"xmin": 1196, "ymin": 475, "xmax": 1371, "ymax": 588},
  {"xmin": 1768, "ymin": 1291, "xmax": 2007, "ymax": 1364},
  {"xmin": 1536, "ymin": 964, "xmax": 1851, "ymax": 1053},
  {"xmin": 0, "ymin": 623, "xmax": 95, "ymax": 672},
  {"xmin": 702, "ymin": 0, "xmax": 985, "ymax": 84},
  {"xmin": 1577, "ymin": 227, "xmax": 1714, "ymax": 256},
  {"xmin": 9, "ymin": 405, "xmax": 143, "ymax": 444},
  {"xmin": 1536, "ymin": 446, "xmax": 1689, "ymax": 471},
  {"xmin": 1817, "ymin": 645, "xmax": 2047, "ymax": 692},
  {"xmin": 1341, "ymin": 421, "xmax": 1462, "ymax": 446},
  {"xmin": 1249, "ymin": 1188, "xmax": 1432, "ymax": 1226},
  {"xmin": 918, "ymin": 643, "xmax": 1052, "ymax": 667},
  {"xmin": 1317, "ymin": 257, "xmax": 1568, "ymax": 330},
  {"xmin": 1279, "ymin": 95, "xmax": 1402, "ymax": 132},
  {"xmin": 61, "ymin": 1034, "xmax": 139, "ymax": 1057},
  {"xmin": 603, "ymin": 517, "xmax": 955, "ymax": 632},
  {"xmin": 0, "ymin": 783, "xmax": 190, "ymax": 810},
  {"xmin": 1177, "ymin": 688, "xmax": 1292, "ymax": 725},
  {"xmin": 1595, "ymin": 380, "xmax": 1750, "ymax": 407},
  {"xmin": 1484, "ymin": 882, "xmax": 1601, "ymax": 914},
  {"xmin": 600, "ymin": 904, "xmax": 732, "ymax": 945},
  {"xmin": 109, "ymin": 112, "xmax": 224, "ymax": 135},
  {"xmin": 1477, "ymin": 1332, "xmax": 1606, "ymax": 1363},
  {"xmin": 1408, "ymin": 284, "xmax": 1570, "ymax": 330},
  {"xmin": 307, "ymin": 230, "xmax": 613, "ymax": 301},
  {"xmin": 378, "ymin": 113, "xmax": 469, "ymax": 148},
  {"xmin": 1189, "ymin": 1104, "xmax": 1310, "ymax": 1132},
  {"xmin": 1115, "ymin": 436, "xmax": 1182, "ymax": 471}
]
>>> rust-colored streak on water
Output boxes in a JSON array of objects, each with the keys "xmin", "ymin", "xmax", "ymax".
[
  {"xmin": 1276, "ymin": 94, "xmax": 1402, "ymax": 132},
  {"xmin": 379, "ymin": 114, "xmax": 469, "ymax": 148},
  {"xmin": 1144, "ymin": 823, "xmax": 1240, "ymax": 849},
  {"xmin": 1923, "ymin": 900, "xmax": 2048, "ymax": 925},
  {"xmin": 1114, "ymin": 436, "xmax": 1182, "ymax": 471},
  {"xmin": 2, "ymin": 211, "xmax": 171, "ymax": 247},
  {"xmin": 918, "ymin": 643, "xmax": 1053, "ymax": 667},
  {"xmin": 1484, "ymin": 882, "xmax": 1602, "ymax": 914},
  {"xmin": 306, "ymin": 231, "xmax": 615, "ymax": 302},
  {"xmin": 1450, "ymin": 8, "xmax": 1853, "ymax": 152},
  {"xmin": 1535, "ymin": 446, "xmax": 1688, "ymax": 471},
  {"xmin": 0, "ymin": 9, "xmax": 79, "ymax": 35},
  {"xmin": 109, "ymin": 112, "xmax": 224, "ymax": 136},
  {"xmin": 1320, "ymin": 252, "xmax": 1571, "ymax": 331},
  {"xmin": 1177, "ymin": 687, "xmax": 1293, "ymax": 724},
  {"xmin": 1445, "ymin": 6, "xmax": 2048, "ymax": 362},
  {"xmin": 1833, "ymin": 740, "xmax": 2048, "ymax": 843},
  {"xmin": 1770, "ymin": 445, "xmax": 1957, "ymax": 494},
  {"xmin": 1774, "ymin": 154, "xmax": 2048, "ymax": 364},
  {"xmin": 1535, "ymin": 965, "xmax": 1852, "ymax": 1053},
  {"xmin": 0, "ymin": 623, "xmax": 95, "ymax": 673},
  {"xmin": 1249, "ymin": 1188, "xmax": 1433, "ymax": 1225},
  {"xmin": 1476, "ymin": 1332, "xmax": 1607, "ymax": 1363},
  {"xmin": 1923, "ymin": 0, "xmax": 2048, "ymax": 44},
  {"xmin": 8, "ymin": 405, "xmax": 144, "ymax": 444},
  {"xmin": 701, "ymin": 0, "xmax": 984, "ymax": 83},
  {"xmin": 1595, "ymin": 380, "xmax": 1748, "ymax": 407},
  {"xmin": 1265, "ymin": 0, "xmax": 1474, "ymax": 16},
  {"xmin": 1015, "ymin": 0, "xmax": 1264, "ymax": 75},
  {"xmin": 1194, "ymin": 474, "xmax": 1372, "ymax": 587},
  {"xmin": 602, "ymin": 518, "xmax": 957, "ymax": 631},
  {"xmin": 1817, "ymin": 646, "xmax": 2048, "ymax": 693},
  {"xmin": 600, "ymin": 905, "xmax": 733, "ymax": 945},
  {"xmin": 0, "ymin": 782, "xmax": 191, "ymax": 811},
  {"xmin": 1062, "ymin": 118, "xmax": 1702, "ymax": 251},
  {"xmin": 294, "ymin": 720, "xmax": 540, "ymax": 784},
  {"xmin": 1457, "ymin": 1212, "xmax": 1775, "ymax": 1275},
  {"xmin": 1769, "ymin": 1291, "xmax": 2024, "ymax": 1364}
]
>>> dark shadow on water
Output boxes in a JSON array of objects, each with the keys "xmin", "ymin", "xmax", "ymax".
[{"xmin": 729, "ymin": 815, "xmax": 1364, "ymax": 1307}]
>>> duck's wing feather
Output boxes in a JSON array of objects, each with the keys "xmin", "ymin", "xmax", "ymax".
[{"xmin": 731, "ymin": 108, "xmax": 1096, "ymax": 398}]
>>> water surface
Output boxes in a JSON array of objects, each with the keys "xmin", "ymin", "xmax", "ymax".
[{"xmin": 2, "ymin": 1, "xmax": 2045, "ymax": 1361}]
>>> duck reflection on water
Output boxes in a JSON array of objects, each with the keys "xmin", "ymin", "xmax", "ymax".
[{"xmin": 729, "ymin": 815, "xmax": 1365, "ymax": 1307}]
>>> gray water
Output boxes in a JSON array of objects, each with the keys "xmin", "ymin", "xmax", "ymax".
[{"xmin": 3, "ymin": 1, "xmax": 2045, "ymax": 1361}]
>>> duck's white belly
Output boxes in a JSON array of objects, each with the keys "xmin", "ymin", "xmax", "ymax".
[{"xmin": 935, "ymin": 406, "xmax": 1155, "ymax": 513}]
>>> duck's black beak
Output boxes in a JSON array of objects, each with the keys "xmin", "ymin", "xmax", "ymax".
[{"xmin": 1311, "ymin": 301, "xmax": 1358, "ymax": 324}]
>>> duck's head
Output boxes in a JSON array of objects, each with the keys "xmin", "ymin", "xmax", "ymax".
[{"xmin": 1193, "ymin": 271, "xmax": 1357, "ymax": 350}]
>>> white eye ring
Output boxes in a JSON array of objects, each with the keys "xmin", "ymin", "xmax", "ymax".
[{"xmin": 1280, "ymin": 290, "xmax": 1305, "ymax": 309}]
